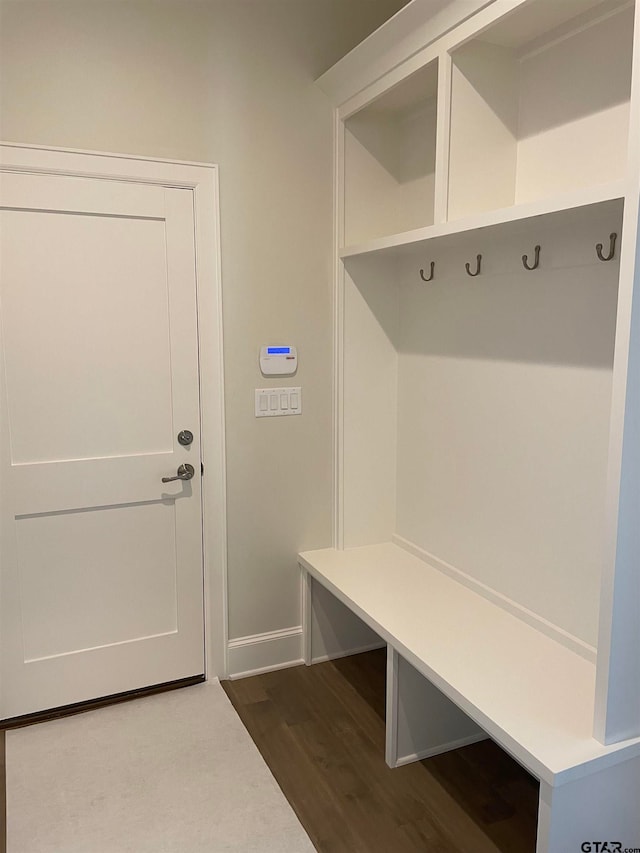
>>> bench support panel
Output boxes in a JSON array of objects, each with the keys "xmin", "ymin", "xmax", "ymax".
[
  {"xmin": 537, "ymin": 755, "xmax": 640, "ymax": 853},
  {"xmin": 386, "ymin": 647, "xmax": 486, "ymax": 768},
  {"xmin": 301, "ymin": 569, "xmax": 383, "ymax": 665}
]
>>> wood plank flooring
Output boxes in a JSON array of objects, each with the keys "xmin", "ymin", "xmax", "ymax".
[
  {"xmin": 222, "ymin": 650, "xmax": 539, "ymax": 853},
  {"xmin": 0, "ymin": 652, "xmax": 538, "ymax": 853},
  {"xmin": 1, "ymin": 731, "xmax": 5, "ymax": 853}
]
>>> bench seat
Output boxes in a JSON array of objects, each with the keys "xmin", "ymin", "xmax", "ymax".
[{"xmin": 298, "ymin": 542, "xmax": 640, "ymax": 787}]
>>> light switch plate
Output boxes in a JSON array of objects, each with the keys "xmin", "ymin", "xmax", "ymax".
[{"xmin": 255, "ymin": 387, "xmax": 302, "ymax": 417}]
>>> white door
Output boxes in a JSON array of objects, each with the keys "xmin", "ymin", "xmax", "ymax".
[{"xmin": 0, "ymin": 169, "xmax": 205, "ymax": 719}]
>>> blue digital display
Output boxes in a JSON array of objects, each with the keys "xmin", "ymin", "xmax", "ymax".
[{"xmin": 267, "ymin": 347, "xmax": 290, "ymax": 354}]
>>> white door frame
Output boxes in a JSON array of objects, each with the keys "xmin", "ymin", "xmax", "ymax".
[{"xmin": 0, "ymin": 142, "xmax": 228, "ymax": 682}]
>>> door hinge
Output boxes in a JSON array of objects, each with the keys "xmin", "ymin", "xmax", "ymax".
[{"xmin": 201, "ymin": 462, "xmax": 204, "ymax": 476}]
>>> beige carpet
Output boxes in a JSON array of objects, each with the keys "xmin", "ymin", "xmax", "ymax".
[{"xmin": 6, "ymin": 681, "xmax": 315, "ymax": 852}]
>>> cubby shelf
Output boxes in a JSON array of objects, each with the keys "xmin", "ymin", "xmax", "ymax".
[
  {"xmin": 447, "ymin": 0, "xmax": 634, "ymax": 221},
  {"xmin": 343, "ymin": 58, "xmax": 439, "ymax": 246},
  {"xmin": 340, "ymin": 180, "xmax": 626, "ymax": 261}
]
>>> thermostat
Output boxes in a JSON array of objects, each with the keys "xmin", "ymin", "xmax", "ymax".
[{"xmin": 260, "ymin": 345, "xmax": 297, "ymax": 376}]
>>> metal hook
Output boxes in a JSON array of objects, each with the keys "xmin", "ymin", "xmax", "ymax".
[
  {"xmin": 522, "ymin": 245, "xmax": 541, "ymax": 271},
  {"xmin": 419, "ymin": 262, "xmax": 435, "ymax": 282},
  {"xmin": 465, "ymin": 254, "xmax": 482, "ymax": 277},
  {"xmin": 596, "ymin": 233, "xmax": 617, "ymax": 262}
]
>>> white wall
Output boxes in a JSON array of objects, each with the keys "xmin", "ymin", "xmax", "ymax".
[
  {"xmin": 0, "ymin": 0, "xmax": 407, "ymax": 669},
  {"xmin": 393, "ymin": 214, "xmax": 619, "ymax": 649}
]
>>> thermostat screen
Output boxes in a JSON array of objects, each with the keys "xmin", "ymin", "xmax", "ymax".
[{"xmin": 267, "ymin": 347, "xmax": 291, "ymax": 354}]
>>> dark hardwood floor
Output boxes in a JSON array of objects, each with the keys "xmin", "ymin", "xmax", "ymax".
[
  {"xmin": 1, "ymin": 730, "xmax": 5, "ymax": 853},
  {"xmin": 0, "ymin": 652, "xmax": 538, "ymax": 853},
  {"xmin": 223, "ymin": 650, "xmax": 539, "ymax": 853}
]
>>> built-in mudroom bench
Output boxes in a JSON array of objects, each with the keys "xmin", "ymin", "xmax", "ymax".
[
  {"xmin": 300, "ymin": 0, "xmax": 640, "ymax": 850},
  {"xmin": 300, "ymin": 544, "xmax": 640, "ymax": 852}
]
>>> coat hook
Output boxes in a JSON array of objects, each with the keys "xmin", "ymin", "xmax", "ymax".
[
  {"xmin": 522, "ymin": 244, "xmax": 541, "ymax": 271},
  {"xmin": 465, "ymin": 254, "xmax": 482, "ymax": 277},
  {"xmin": 419, "ymin": 262, "xmax": 435, "ymax": 282},
  {"xmin": 596, "ymin": 233, "xmax": 617, "ymax": 262}
]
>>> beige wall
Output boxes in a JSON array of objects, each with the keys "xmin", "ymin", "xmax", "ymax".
[{"xmin": 0, "ymin": 0, "xmax": 406, "ymax": 644}]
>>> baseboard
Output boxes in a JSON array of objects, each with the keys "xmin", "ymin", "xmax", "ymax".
[
  {"xmin": 311, "ymin": 641, "xmax": 386, "ymax": 665},
  {"xmin": 394, "ymin": 733, "xmax": 488, "ymax": 767},
  {"xmin": 226, "ymin": 628, "xmax": 384, "ymax": 680},
  {"xmin": 227, "ymin": 627, "xmax": 303, "ymax": 680},
  {"xmin": 393, "ymin": 534, "xmax": 597, "ymax": 663}
]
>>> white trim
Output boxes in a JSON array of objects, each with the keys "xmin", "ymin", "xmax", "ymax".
[
  {"xmin": 394, "ymin": 734, "xmax": 488, "ymax": 768},
  {"xmin": 0, "ymin": 141, "xmax": 216, "ymax": 174},
  {"xmin": 310, "ymin": 641, "xmax": 385, "ymax": 666},
  {"xmin": 226, "ymin": 627, "xmax": 304, "ymax": 680},
  {"xmin": 334, "ymin": 112, "xmax": 346, "ymax": 550},
  {"xmin": 196, "ymin": 165, "xmax": 229, "ymax": 681},
  {"xmin": 315, "ymin": 0, "xmax": 495, "ymax": 109},
  {"xmin": 0, "ymin": 142, "xmax": 228, "ymax": 683},
  {"xmin": 301, "ymin": 569, "xmax": 312, "ymax": 666},
  {"xmin": 227, "ymin": 658, "xmax": 305, "ymax": 681},
  {"xmin": 393, "ymin": 534, "xmax": 596, "ymax": 663},
  {"xmin": 385, "ymin": 646, "xmax": 399, "ymax": 768},
  {"xmin": 227, "ymin": 626, "xmax": 303, "ymax": 648},
  {"xmin": 434, "ymin": 50, "xmax": 452, "ymax": 225}
]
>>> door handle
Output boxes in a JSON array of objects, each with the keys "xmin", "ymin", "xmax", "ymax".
[{"xmin": 162, "ymin": 463, "xmax": 195, "ymax": 483}]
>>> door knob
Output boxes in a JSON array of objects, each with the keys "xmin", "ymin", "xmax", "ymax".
[{"xmin": 162, "ymin": 463, "xmax": 195, "ymax": 483}]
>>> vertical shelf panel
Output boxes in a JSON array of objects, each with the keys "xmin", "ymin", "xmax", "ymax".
[{"xmin": 595, "ymin": 0, "xmax": 640, "ymax": 744}]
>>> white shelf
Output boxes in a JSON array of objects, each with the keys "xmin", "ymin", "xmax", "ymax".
[
  {"xmin": 299, "ymin": 542, "xmax": 640, "ymax": 787},
  {"xmin": 339, "ymin": 180, "xmax": 626, "ymax": 261}
]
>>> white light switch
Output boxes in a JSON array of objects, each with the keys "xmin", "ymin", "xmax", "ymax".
[{"xmin": 255, "ymin": 387, "xmax": 302, "ymax": 418}]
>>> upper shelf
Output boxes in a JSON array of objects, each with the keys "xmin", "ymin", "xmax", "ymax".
[
  {"xmin": 340, "ymin": 181, "xmax": 626, "ymax": 261},
  {"xmin": 339, "ymin": 0, "xmax": 635, "ymax": 251},
  {"xmin": 447, "ymin": 0, "xmax": 634, "ymax": 221}
]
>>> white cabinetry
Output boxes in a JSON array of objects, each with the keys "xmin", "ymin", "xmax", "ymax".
[{"xmin": 303, "ymin": 0, "xmax": 640, "ymax": 850}]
